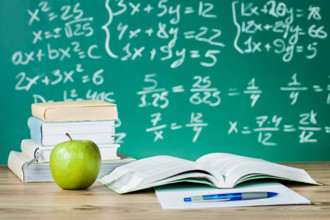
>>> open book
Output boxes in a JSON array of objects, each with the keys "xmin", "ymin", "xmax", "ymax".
[{"xmin": 99, "ymin": 153, "xmax": 320, "ymax": 194}]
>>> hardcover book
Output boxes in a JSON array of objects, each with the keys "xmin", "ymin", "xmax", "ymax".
[
  {"xmin": 31, "ymin": 100, "xmax": 118, "ymax": 122},
  {"xmin": 8, "ymin": 151, "xmax": 135, "ymax": 182},
  {"xmin": 21, "ymin": 139, "xmax": 120, "ymax": 163},
  {"xmin": 28, "ymin": 117, "xmax": 115, "ymax": 146}
]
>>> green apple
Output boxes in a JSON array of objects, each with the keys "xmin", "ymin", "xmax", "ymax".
[{"xmin": 50, "ymin": 133, "xmax": 101, "ymax": 190}]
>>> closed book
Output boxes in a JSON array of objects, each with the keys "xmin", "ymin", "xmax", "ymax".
[
  {"xmin": 21, "ymin": 139, "xmax": 120, "ymax": 163},
  {"xmin": 8, "ymin": 151, "xmax": 135, "ymax": 182},
  {"xmin": 28, "ymin": 117, "xmax": 115, "ymax": 146},
  {"xmin": 31, "ymin": 100, "xmax": 118, "ymax": 122}
]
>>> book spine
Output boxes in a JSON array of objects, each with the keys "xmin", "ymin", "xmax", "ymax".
[
  {"xmin": 31, "ymin": 104, "xmax": 46, "ymax": 121},
  {"xmin": 28, "ymin": 117, "xmax": 43, "ymax": 145},
  {"xmin": 7, "ymin": 152, "xmax": 23, "ymax": 181},
  {"xmin": 20, "ymin": 139, "xmax": 38, "ymax": 159}
]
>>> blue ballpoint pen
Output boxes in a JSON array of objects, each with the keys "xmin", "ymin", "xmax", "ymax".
[{"xmin": 184, "ymin": 192, "xmax": 278, "ymax": 202}]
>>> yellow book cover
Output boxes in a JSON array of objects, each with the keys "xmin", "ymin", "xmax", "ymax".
[{"xmin": 31, "ymin": 100, "xmax": 118, "ymax": 122}]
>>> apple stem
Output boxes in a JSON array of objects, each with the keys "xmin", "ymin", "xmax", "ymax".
[{"xmin": 66, "ymin": 133, "xmax": 73, "ymax": 141}]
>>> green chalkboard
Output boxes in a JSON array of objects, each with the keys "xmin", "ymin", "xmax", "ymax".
[{"xmin": 1, "ymin": 0, "xmax": 329, "ymax": 164}]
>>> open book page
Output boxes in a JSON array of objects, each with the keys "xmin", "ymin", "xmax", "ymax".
[
  {"xmin": 196, "ymin": 153, "xmax": 319, "ymax": 188},
  {"xmin": 99, "ymin": 155, "xmax": 222, "ymax": 194}
]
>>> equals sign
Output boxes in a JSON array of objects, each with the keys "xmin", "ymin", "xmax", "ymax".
[
  {"xmin": 171, "ymin": 123, "xmax": 182, "ymax": 130},
  {"xmin": 283, "ymin": 125, "xmax": 296, "ymax": 132},
  {"xmin": 172, "ymin": 85, "xmax": 185, "ymax": 93},
  {"xmin": 325, "ymin": 126, "xmax": 330, "ymax": 133},
  {"xmin": 78, "ymin": 51, "xmax": 86, "ymax": 59},
  {"xmin": 296, "ymin": 9, "xmax": 304, "ymax": 17},
  {"xmin": 190, "ymin": 50, "xmax": 200, "ymax": 58},
  {"xmin": 296, "ymin": 46, "xmax": 304, "ymax": 53},
  {"xmin": 241, "ymin": 127, "xmax": 252, "ymax": 134},
  {"xmin": 228, "ymin": 88, "xmax": 240, "ymax": 96},
  {"xmin": 185, "ymin": 7, "xmax": 194, "ymax": 14},
  {"xmin": 48, "ymin": 12, "xmax": 58, "ymax": 21},
  {"xmin": 184, "ymin": 31, "xmax": 195, "ymax": 39},
  {"xmin": 313, "ymin": 85, "xmax": 323, "ymax": 92},
  {"xmin": 82, "ymin": 75, "xmax": 90, "ymax": 83}
]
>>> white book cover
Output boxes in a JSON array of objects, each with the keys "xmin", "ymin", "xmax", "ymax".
[
  {"xmin": 28, "ymin": 117, "xmax": 116, "ymax": 146},
  {"xmin": 21, "ymin": 139, "xmax": 120, "ymax": 163}
]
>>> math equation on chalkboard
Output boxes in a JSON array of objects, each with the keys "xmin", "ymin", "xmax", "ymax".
[{"xmin": 5, "ymin": 0, "xmax": 329, "ymax": 160}]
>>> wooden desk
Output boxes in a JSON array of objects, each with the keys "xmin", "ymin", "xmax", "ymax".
[{"xmin": 1, "ymin": 162, "xmax": 330, "ymax": 220}]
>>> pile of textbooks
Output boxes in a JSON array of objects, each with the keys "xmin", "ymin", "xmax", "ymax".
[{"xmin": 8, "ymin": 100, "xmax": 135, "ymax": 182}]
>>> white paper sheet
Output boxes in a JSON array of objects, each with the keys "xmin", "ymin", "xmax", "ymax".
[{"xmin": 155, "ymin": 181, "xmax": 311, "ymax": 209}]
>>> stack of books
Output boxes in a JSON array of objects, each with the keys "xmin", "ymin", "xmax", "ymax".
[{"xmin": 8, "ymin": 100, "xmax": 135, "ymax": 182}]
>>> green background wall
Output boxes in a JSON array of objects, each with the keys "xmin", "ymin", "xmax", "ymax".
[{"xmin": 0, "ymin": 0, "xmax": 329, "ymax": 164}]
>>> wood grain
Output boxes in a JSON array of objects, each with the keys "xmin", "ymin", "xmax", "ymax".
[{"xmin": 1, "ymin": 162, "xmax": 330, "ymax": 220}]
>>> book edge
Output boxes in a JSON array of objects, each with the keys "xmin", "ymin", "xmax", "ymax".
[
  {"xmin": 8, "ymin": 151, "xmax": 34, "ymax": 182},
  {"xmin": 32, "ymin": 100, "xmax": 116, "ymax": 109}
]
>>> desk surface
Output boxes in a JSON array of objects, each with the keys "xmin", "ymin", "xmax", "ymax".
[{"xmin": 1, "ymin": 162, "xmax": 330, "ymax": 220}]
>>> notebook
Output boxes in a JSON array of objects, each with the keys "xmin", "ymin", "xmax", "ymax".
[{"xmin": 155, "ymin": 181, "xmax": 311, "ymax": 209}]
